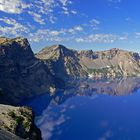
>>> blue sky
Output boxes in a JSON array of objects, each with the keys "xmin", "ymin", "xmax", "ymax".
[{"xmin": 0, "ymin": 0, "xmax": 140, "ymax": 53}]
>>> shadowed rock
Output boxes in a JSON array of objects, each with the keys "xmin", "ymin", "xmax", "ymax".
[{"xmin": 0, "ymin": 37, "xmax": 64, "ymax": 104}]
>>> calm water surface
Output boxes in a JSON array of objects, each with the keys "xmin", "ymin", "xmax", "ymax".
[{"xmin": 23, "ymin": 77, "xmax": 140, "ymax": 140}]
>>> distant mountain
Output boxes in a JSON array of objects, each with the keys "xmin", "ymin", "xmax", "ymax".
[{"xmin": 36, "ymin": 44, "xmax": 140, "ymax": 81}]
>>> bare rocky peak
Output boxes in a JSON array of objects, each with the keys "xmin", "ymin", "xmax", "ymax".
[
  {"xmin": 53, "ymin": 44, "xmax": 67, "ymax": 50},
  {"xmin": 0, "ymin": 37, "xmax": 35, "ymax": 65},
  {"xmin": 39, "ymin": 44, "xmax": 67, "ymax": 52},
  {"xmin": 0, "ymin": 37, "xmax": 10, "ymax": 44},
  {"xmin": 78, "ymin": 50, "xmax": 98, "ymax": 59},
  {"xmin": 78, "ymin": 47, "xmax": 139, "ymax": 61},
  {"xmin": 11, "ymin": 37, "xmax": 30, "ymax": 48},
  {"xmin": 0, "ymin": 37, "xmax": 32, "ymax": 54},
  {"xmin": 78, "ymin": 50, "xmax": 93, "ymax": 56},
  {"xmin": 36, "ymin": 44, "xmax": 76, "ymax": 60},
  {"xmin": 3, "ymin": 37, "xmax": 31, "ymax": 51}
]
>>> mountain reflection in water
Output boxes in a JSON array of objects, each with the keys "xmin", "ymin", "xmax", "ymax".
[{"xmin": 23, "ymin": 77, "xmax": 140, "ymax": 140}]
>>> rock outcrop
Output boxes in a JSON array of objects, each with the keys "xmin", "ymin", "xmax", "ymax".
[
  {"xmin": 0, "ymin": 37, "xmax": 64, "ymax": 104},
  {"xmin": 0, "ymin": 104, "xmax": 41, "ymax": 140}
]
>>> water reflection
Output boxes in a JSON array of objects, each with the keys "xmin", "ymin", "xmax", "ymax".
[
  {"xmin": 24, "ymin": 77, "xmax": 140, "ymax": 140},
  {"xmin": 66, "ymin": 77, "xmax": 140, "ymax": 96}
]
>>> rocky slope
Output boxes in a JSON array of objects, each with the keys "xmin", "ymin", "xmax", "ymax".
[
  {"xmin": 36, "ymin": 45, "xmax": 140, "ymax": 80},
  {"xmin": 36, "ymin": 45, "xmax": 87, "ymax": 81},
  {"xmin": 79, "ymin": 48, "xmax": 140, "ymax": 77},
  {"xmin": 0, "ymin": 104, "xmax": 41, "ymax": 140},
  {"xmin": 0, "ymin": 129, "xmax": 23, "ymax": 140},
  {"xmin": 0, "ymin": 37, "xmax": 64, "ymax": 104}
]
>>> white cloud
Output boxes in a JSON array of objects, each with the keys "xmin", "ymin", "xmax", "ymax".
[
  {"xmin": 71, "ymin": 10, "xmax": 77, "ymax": 14},
  {"xmin": 59, "ymin": 0, "xmax": 70, "ymax": 6},
  {"xmin": 28, "ymin": 29, "xmax": 63, "ymax": 42},
  {"xmin": 28, "ymin": 11, "xmax": 45, "ymax": 25},
  {"xmin": 0, "ymin": 17, "xmax": 29, "ymax": 36},
  {"xmin": 67, "ymin": 26, "xmax": 83, "ymax": 34},
  {"xmin": 62, "ymin": 6, "xmax": 69, "ymax": 15},
  {"xmin": 74, "ymin": 26, "xmax": 83, "ymax": 31},
  {"xmin": 30, "ymin": 0, "xmax": 76, "ymax": 23},
  {"xmin": 135, "ymin": 32, "xmax": 140, "ymax": 38},
  {"xmin": 119, "ymin": 34, "xmax": 128, "ymax": 40},
  {"xmin": 75, "ymin": 34, "xmax": 127, "ymax": 43},
  {"xmin": 107, "ymin": 0, "xmax": 122, "ymax": 9},
  {"xmin": 24, "ymin": 22, "xmax": 128, "ymax": 44},
  {"xmin": 91, "ymin": 19, "xmax": 100, "ymax": 25},
  {"xmin": 107, "ymin": 0, "xmax": 122, "ymax": 3},
  {"xmin": 0, "ymin": 0, "xmax": 29, "ymax": 14},
  {"xmin": 0, "ymin": 0, "xmax": 76, "ymax": 24},
  {"xmin": 90, "ymin": 19, "xmax": 100, "ymax": 30},
  {"xmin": 0, "ymin": 14, "xmax": 128, "ymax": 46},
  {"xmin": 28, "ymin": 25, "xmax": 84, "ymax": 42}
]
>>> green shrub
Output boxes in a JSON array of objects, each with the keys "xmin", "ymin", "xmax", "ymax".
[
  {"xmin": 8, "ymin": 111, "xmax": 16, "ymax": 118},
  {"xmin": 15, "ymin": 116, "xmax": 24, "ymax": 124},
  {"xmin": 23, "ymin": 121, "xmax": 30, "ymax": 129}
]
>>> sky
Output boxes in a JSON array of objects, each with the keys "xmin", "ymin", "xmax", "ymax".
[{"xmin": 0, "ymin": 0, "xmax": 140, "ymax": 53}]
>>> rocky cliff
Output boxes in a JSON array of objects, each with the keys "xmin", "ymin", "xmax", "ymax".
[
  {"xmin": 36, "ymin": 45, "xmax": 140, "ymax": 80},
  {"xmin": 0, "ymin": 37, "xmax": 64, "ymax": 104}
]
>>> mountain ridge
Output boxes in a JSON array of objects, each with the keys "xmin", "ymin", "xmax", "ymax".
[{"xmin": 36, "ymin": 43, "xmax": 140, "ymax": 80}]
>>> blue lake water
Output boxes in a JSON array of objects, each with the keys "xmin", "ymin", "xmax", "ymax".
[{"xmin": 23, "ymin": 77, "xmax": 140, "ymax": 140}]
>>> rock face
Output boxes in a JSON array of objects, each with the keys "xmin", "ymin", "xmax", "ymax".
[
  {"xmin": 36, "ymin": 45, "xmax": 87, "ymax": 81},
  {"xmin": 36, "ymin": 45, "xmax": 140, "ymax": 80},
  {"xmin": 0, "ymin": 104, "xmax": 41, "ymax": 140},
  {"xmin": 0, "ymin": 37, "xmax": 64, "ymax": 104},
  {"xmin": 78, "ymin": 48, "xmax": 140, "ymax": 78},
  {"xmin": 0, "ymin": 129, "xmax": 23, "ymax": 140}
]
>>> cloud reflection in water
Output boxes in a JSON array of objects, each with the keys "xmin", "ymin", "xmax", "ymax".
[{"xmin": 27, "ymin": 77, "xmax": 140, "ymax": 140}]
